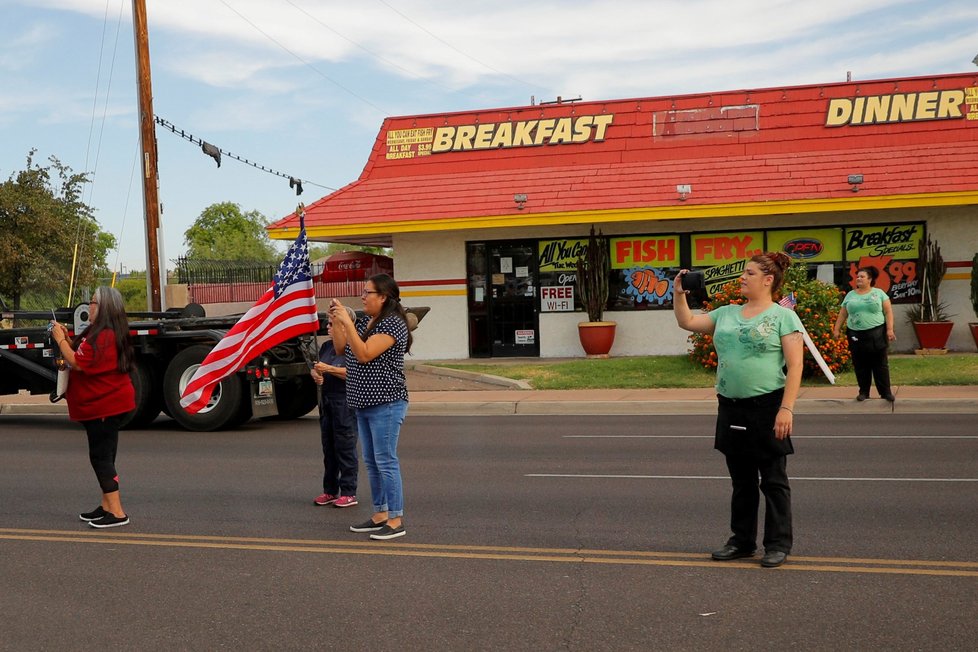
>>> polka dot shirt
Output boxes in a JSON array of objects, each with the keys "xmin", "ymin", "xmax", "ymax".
[{"xmin": 345, "ymin": 314, "xmax": 409, "ymax": 409}]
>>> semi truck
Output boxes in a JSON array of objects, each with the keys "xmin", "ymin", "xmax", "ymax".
[{"xmin": 0, "ymin": 302, "xmax": 427, "ymax": 432}]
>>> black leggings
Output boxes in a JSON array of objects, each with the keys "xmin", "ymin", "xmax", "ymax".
[{"xmin": 83, "ymin": 415, "xmax": 123, "ymax": 494}]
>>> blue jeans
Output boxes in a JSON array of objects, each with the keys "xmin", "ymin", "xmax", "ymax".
[{"xmin": 356, "ymin": 400, "xmax": 408, "ymax": 518}]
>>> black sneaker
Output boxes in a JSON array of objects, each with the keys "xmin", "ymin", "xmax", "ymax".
[
  {"xmin": 350, "ymin": 518, "xmax": 386, "ymax": 533},
  {"xmin": 369, "ymin": 523, "xmax": 406, "ymax": 541},
  {"xmin": 88, "ymin": 513, "xmax": 129, "ymax": 529},
  {"xmin": 79, "ymin": 506, "xmax": 108, "ymax": 522}
]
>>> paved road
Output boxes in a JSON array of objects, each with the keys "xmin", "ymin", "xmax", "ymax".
[{"xmin": 1, "ymin": 413, "xmax": 976, "ymax": 651}]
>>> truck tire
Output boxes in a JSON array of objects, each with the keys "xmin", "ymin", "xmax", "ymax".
[
  {"xmin": 120, "ymin": 356, "xmax": 162, "ymax": 429},
  {"xmin": 163, "ymin": 345, "xmax": 247, "ymax": 431},
  {"xmin": 266, "ymin": 375, "xmax": 318, "ymax": 420}
]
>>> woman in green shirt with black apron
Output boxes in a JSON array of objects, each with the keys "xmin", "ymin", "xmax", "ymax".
[
  {"xmin": 832, "ymin": 266, "xmax": 896, "ymax": 402},
  {"xmin": 673, "ymin": 252, "xmax": 804, "ymax": 568}
]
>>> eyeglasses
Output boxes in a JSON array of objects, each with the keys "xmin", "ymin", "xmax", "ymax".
[{"xmin": 361, "ymin": 290, "xmax": 380, "ymax": 297}]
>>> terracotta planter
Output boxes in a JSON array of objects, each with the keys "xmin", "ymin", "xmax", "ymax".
[
  {"xmin": 911, "ymin": 321, "xmax": 954, "ymax": 350},
  {"xmin": 578, "ymin": 321, "xmax": 617, "ymax": 358},
  {"xmin": 969, "ymin": 323, "xmax": 978, "ymax": 351}
]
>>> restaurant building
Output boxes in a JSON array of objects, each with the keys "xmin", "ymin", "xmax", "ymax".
[{"xmin": 269, "ymin": 72, "xmax": 978, "ymax": 359}]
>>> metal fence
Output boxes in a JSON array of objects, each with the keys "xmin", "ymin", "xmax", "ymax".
[{"xmin": 175, "ymin": 257, "xmax": 368, "ymax": 304}]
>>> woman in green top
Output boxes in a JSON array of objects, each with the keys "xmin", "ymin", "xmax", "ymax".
[
  {"xmin": 832, "ymin": 266, "xmax": 896, "ymax": 402},
  {"xmin": 673, "ymin": 252, "xmax": 804, "ymax": 568}
]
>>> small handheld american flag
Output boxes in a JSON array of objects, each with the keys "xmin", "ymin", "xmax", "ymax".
[{"xmin": 777, "ymin": 292, "xmax": 797, "ymax": 310}]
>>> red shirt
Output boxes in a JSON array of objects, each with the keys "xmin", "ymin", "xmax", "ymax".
[{"xmin": 65, "ymin": 329, "xmax": 136, "ymax": 422}]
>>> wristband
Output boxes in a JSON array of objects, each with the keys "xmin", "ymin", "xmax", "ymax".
[{"xmin": 779, "ymin": 406, "xmax": 793, "ymax": 414}]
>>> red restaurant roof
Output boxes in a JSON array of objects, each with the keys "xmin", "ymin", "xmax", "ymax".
[{"xmin": 270, "ymin": 72, "xmax": 978, "ymax": 243}]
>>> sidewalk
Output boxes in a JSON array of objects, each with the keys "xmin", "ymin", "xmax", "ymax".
[{"xmin": 2, "ymin": 364, "xmax": 975, "ymax": 417}]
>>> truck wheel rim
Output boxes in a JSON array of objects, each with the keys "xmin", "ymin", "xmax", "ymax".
[{"xmin": 178, "ymin": 364, "xmax": 220, "ymax": 414}]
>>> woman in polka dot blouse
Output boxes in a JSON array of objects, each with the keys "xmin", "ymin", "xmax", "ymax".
[{"xmin": 329, "ymin": 274, "xmax": 413, "ymax": 541}]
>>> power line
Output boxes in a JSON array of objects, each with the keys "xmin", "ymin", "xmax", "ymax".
[
  {"xmin": 375, "ymin": 0, "xmax": 554, "ymax": 94},
  {"xmin": 154, "ymin": 116, "xmax": 337, "ymax": 194},
  {"xmin": 282, "ymin": 0, "xmax": 459, "ymax": 95},
  {"xmin": 216, "ymin": 0, "xmax": 389, "ymax": 116}
]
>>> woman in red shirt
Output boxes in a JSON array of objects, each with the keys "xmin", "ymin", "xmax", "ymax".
[{"xmin": 51, "ymin": 286, "xmax": 135, "ymax": 529}]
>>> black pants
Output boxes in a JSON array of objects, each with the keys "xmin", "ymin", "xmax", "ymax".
[
  {"xmin": 851, "ymin": 346, "xmax": 891, "ymax": 397},
  {"xmin": 83, "ymin": 415, "xmax": 123, "ymax": 494},
  {"xmin": 320, "ymin": 392, "xmax": 358, "ymax": 496},
  {"xmin": 724, "ymin": 454, "xmax": 792, "ymax": 554}
]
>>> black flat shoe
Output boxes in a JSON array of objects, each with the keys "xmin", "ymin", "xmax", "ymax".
[
  {"xmin": 761, "ymin": 550, "xmax": 788, "ymax": 567},
  {"xmin": 711, "ymin": 544, "xmax": 755, "ymax": 561},
  {"xmin": 883, "ymin": 393, "xmax": 895, "ymax": 402},
  {"xmin": 856, "ymin": 393, "xmax": 868, "ymax": 402}
]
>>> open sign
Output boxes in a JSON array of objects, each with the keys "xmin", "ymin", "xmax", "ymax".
[{"xmin": 783, "ymin": 238, "xmax": 824, "ymax": 258}]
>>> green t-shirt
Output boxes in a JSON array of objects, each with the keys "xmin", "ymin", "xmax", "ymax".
[
  {"xmin": 842, "ymin": 287, "xmax": 888, "ymax": 330},
  {"xmin": 709, "ymin": 304, "xmax": 804, "ymax": 399}
]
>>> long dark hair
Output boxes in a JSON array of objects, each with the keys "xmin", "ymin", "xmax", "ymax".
[
  {"xmin": 364, "ymin": 273, "xmax": 413, "ymax": 354},
  {"xmin": 70, "ymin": 286, "xmax": 134, "ymax": 373}
]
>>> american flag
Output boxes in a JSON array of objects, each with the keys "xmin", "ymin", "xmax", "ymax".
[
  {"xmin": 777, "ymin": 291, "xmax": 797, "ymax": 310},
  {"xmin": 179, "ymin": 213, "xmax": 320, "ymax": 414}
]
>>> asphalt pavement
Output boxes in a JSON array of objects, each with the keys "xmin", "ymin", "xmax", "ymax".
[{"xmin": 2, "ymin": 413, "xmax": 976, "ymax": 650}]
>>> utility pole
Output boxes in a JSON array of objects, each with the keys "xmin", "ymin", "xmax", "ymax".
[{"xmin": 132, "ymin": 0, "xmax": 163, "ymax": 311}]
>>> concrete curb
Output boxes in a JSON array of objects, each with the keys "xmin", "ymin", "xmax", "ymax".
[
  {"xmin": 408, "ymin": 398, "xmax": 978, "ymax": 416},
  {"xmin": 407, "ymin": 363, "xmax": 533, "ymax": 390},
  {"xmin": 0, "ymin": 403, "xmax": 67, "ymax": 415}
]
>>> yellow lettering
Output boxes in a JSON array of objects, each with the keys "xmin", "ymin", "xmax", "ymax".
[
  {"xmin": 432, "ymin": 127, "xmax": 455, "ymax": 153},
  {"xmin": 550, "ymin": 117, "xmax": 573, "ymax": 144},
  {"xmin": 825, "ymin": 98, "xmax": 852, "ymax": 126},
  {"xmin": 864, "ymin": 96, "xmax": 890, "ymax": 124},
  {"xmin": 938, "ymin": 90, "xmax": 965, "ymax": 118},
  {"xmin": 513, "ymin": 120, "xmax": 537, "ymax": 146},
  {"xmin": 572, "ymin": 116, "xmax": 593, "ymax": 142},
  {"xmin": 473, "ymin": 123, "xmax": 495, "ymax": 149},
  {"xmin": 890, "ymin": 94, "xmax": 915, "ymax": 121},
  {"xmin": 534, "ymin": 119, "xmax": 556, "ymax": 145},
  {"xmin": 851, "ymin": 97, "xmax": 866, "ymax": 125},
  {"xmin": 490, "ymin": 122, "xmax": 513, "ymax": 148},
  {"xmin": 915, "ymin": 91, "xmax": 938, "ymax": 119},
  {"xmin": 454, "ymin": 125, "xmax": 477, "ymax": 150},
  {"xmin": 591, "ymin": 114, "xmax": 613, "ymax": 140}
]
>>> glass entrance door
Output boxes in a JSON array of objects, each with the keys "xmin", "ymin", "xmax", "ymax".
[{"xmin": 487, "ymin": 241, "xmax": 539, "ymax": 357}]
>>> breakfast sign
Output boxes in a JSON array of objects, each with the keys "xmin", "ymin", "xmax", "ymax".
[{"xmin": 385, "ymin": 114, "xmax": 615, "ymax": 160}]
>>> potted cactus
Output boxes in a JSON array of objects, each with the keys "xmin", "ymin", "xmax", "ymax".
[
  {"xmin": 575, "ymin": 225, "xmax": 616, "ymax": 357},
  {"xmin": 907, "ymin": 236, "xmax": 954, "ymax": 351}
]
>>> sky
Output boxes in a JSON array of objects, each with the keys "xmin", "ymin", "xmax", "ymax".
[{"xmin": 1, "ymin": 0, "xmax": 977, "ymax": 273}]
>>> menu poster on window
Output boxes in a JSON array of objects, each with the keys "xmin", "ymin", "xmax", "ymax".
[
  {"xmin": 538, "ymin": 239, "xmax": 588, "ymax": 273},
  {"xmin": 846, "ymin": 255, "xmax": 920, "ymax": 303},
  {"xmin": 844, "ymin": 223, "xmax": 924, "ymax": 304},
  {"xmin": 691, "ymin": 231, "xmax": 764, "ymax": 267},
  {"xmin": 844, "ymin": 223, "xmax": 922, "ymax": 261},
  {"xmin": 768, "ymin": 228, "xmax": 843, "ymax": 263},
  {"xmin": 610, "ymin": 236, "xmax": 680, "ymax": 268},
  {"xmin": 702, "ymin": 259, "xmax": 748, "ymax": 297}
]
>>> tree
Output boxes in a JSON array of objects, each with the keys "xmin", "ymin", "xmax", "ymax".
[
  {"xmin": 0, "ymin": 151, "xmax": 115, "ymax": 309},
  {"xmin": 183, "ymin": 202, "xmax": 281, "ymax": 262}
]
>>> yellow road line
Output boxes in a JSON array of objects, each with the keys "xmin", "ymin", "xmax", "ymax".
[{"xmin": 2, "ymin": 529, "xmax": 976, "ymax": 577}]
